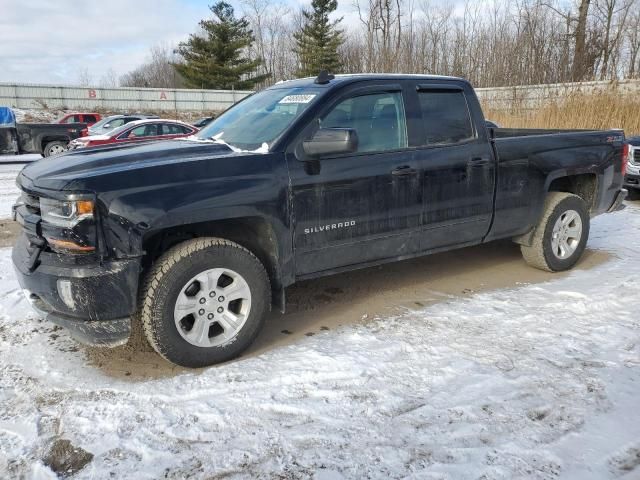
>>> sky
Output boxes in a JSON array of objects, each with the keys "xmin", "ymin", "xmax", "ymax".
[{"xmin": 0, "ymin": 0, "xmax": 352, "ymax": 86}]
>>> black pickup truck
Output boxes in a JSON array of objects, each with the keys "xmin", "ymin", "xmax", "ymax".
[
  {"xmin": 0, "ymin": 107, "xmax": 86, "ymax": 157},
  {"xmin": 12, "ymin": 73, "xmax": 628, "ymax": 367}
]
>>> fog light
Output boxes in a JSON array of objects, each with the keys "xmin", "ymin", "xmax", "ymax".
[{"xmin": 57, "ymin": 280, "xmax": 76, "ymax": 310}]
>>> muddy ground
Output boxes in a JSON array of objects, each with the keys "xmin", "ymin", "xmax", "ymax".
[{"xmin": 0, "ymin": 220, "xmax": 608, "ymax": 379}]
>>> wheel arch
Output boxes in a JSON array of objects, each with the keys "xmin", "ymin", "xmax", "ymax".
[
  {"xmin": 140, "ymin": 216, "xmax": 286, "ymax": 307},
  {"xmin": 514, "ymin": 172, "xmax": 597, "ymax": 247},
  {"xmin": 546, "ymin": 172, "xmax": 598, "ymax": 211}
]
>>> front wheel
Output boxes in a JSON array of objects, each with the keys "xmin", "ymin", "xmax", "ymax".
[
  {"xmin": 140, "ymin": 238, "xmax": 271, "ymax": 368},
  {"xmin": 520, "ymin": 192, "xmax": 590, "ymax": 272},
  {"xmin": 43, "ymin": 141, "xmax": 68, "ymax": 157}
]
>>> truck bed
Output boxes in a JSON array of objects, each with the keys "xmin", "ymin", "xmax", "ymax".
[{"xmin": 486, "ymin": 127, "xmax": 625, "ymax": 242}]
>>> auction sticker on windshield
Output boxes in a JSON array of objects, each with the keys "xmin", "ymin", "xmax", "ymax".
[{"xmin": 278, "ymin": 94, "xmax": 316, "ymax": 104}]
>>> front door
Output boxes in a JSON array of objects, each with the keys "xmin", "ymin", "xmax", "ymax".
[{"xmin": 287, "ymin": 84, "xmax": 424, "ymax": 276}]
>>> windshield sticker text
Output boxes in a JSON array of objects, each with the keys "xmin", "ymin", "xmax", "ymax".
[{"xmin": 279, "ymin": 94, "xmax": 316, "ymax": 104}]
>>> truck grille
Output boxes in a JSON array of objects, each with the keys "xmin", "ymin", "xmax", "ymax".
[{"xmin": 21, "ymin": 193, "xmax": 40, "ymax": 215}]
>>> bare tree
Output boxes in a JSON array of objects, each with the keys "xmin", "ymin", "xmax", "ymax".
[
  {"xmin": 594, "ymin": 0, "xmax": 634, "ymax": 79},
  {"xmin": 77, "ymin": 67, "xmax": 92, "ymax": 87},
  {"xmin": 99, "ymin": 68, "xmax": 118, "ymax": 88},
  {"xmin": 120, "ymin": 45, "xmax": 184, "ymax": 88},
  {"xmin": 626, "ymin": 5, "xmax": 640, "ymax": 77},
  {"xmin": 120, "ymin": 0, "xmax": 640, "ymax": 90}
]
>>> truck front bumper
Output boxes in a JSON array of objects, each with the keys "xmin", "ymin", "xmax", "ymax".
[
  {"xmin": 12, "ymin": 233, "xmax": 140, "ymax": 346},
  {"xmin": 624, "ymin": 170, "xmax": 640, "ymax": 190}
]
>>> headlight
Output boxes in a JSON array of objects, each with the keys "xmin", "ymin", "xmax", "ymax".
[
  {"xmin": 39, "ymin": 197, "xmax": 97, "ymax": 254},
  {"xmin": 40, "ymin": 198, "xmax": 94, "ymax": 227}
]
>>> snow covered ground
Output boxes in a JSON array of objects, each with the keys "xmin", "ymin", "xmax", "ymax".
[
  {"xmin": 1, "ymin": 200, "xmax": 639, "ymax": 479},
  {"xmin": 0, "ymin": 156, "xmax": 41, "ymax": 219},
  {"xmin": 0, "ymin": 163, "xmax": 25, "ymax": 219}
]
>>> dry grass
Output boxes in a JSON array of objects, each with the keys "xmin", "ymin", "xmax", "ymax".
[{"xmin": 483, "ymin": 93, "xmax": 640, "ymax": 137}]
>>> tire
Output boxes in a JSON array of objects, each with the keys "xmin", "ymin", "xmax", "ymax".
[
  {"xmin": 43, "ymin": 141, "xmax": 68, "ymax": 157},
  {"xmin": 140, "ymin": 238, "xmax": 271, "ymax": 368},
  {"xmin": 520, "ymin": 192, "xmax": 590, "ymax": 272}
]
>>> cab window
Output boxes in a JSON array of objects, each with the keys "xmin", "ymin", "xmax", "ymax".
[
  {"xmin": 321, "ymin": 91, "xmax": 407, "ymax": 153},
  {"xmin": 417, "ymin": 90, "xmax": 475, "ymax": 145}
]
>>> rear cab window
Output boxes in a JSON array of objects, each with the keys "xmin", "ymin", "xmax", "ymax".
[
  {"xmin": 416, "ymin": 87, "xmax": 476, "ymax": 146},
  {"xmin": 61, "ymin": 115, "xmax": 80, "ymax": 124}
]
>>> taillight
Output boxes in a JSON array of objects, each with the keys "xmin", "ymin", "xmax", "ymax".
[{"xmin": 622, "ymin": 143, "xmax": 629, "ymax": 176}]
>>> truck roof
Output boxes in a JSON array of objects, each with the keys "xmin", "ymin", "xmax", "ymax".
[{"xmin": 270, "ymin": 73, "xmax": 467, "ymax": 89}]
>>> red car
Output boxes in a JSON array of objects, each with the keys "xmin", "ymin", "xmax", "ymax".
[
  {"xmin": 57, "ymin": 112, "xmax": 102, "ymax": 126},
  {"xmin": 68, "ymin": 119, "xmax": 197, "ymax": 150}
]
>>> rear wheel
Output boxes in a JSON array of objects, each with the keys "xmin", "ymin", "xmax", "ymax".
[
  {"xmin": 520, "ymin": 192, "xmax": 590, "ymax": 272},
  {"xmin": 140, "ymin": 238, "xmax": 270, "ymax": 368},
  {"xmin": 43, "ymin": 141, "xmax": 67, "ymax": 157}
]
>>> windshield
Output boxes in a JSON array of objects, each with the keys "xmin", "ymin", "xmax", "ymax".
[
  {"xmin": 197, "ymin": 86, "xmax": 323, "ymax": 150},
  {"xmin": 105, "ymin": 122, "xmax": 137, "ymax": 138},
  {"xmin": 90, "ymin": 117, "xmax": 116, "ymax": 129}
]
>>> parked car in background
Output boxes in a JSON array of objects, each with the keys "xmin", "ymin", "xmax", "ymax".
[
  {"xmin": 625, "ymin": 136, "xmax": 640, "ymax": 200},
  {"xmin": 192, "ymin": 116, "xmax": 214, "ymax": 129},
  {"xmin": 0, "ymin": 106, "xmax": 86, "ymax": 157},
  {"xmin": 69, "ymin": 119, "xmax": 197, "ymax": 150},
  {"xmin": 87, "ymin": 114, "xmax": 159, "ymax": 136},
  {"xmin": 57, "ymin": 113, "xmax": 101, "ymax": 126}
]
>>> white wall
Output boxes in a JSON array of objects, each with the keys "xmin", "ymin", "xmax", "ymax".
[
  {"xmin": 3, "ymin": 79, "xmax": 639, "ymax": 114},
  {"xmin": 475, "ymin": 79, "xmax": 640, "ymax": 111},
  {"xmin": 0, "ymin": 82, "xmax": 252, "ymax": 112}
]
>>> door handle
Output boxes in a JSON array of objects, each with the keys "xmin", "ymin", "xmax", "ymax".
[
  {"xmin": 391, "ymin": 165, "xmax": 417, "ymax": 176},
  {"xmin": 468, "ymin": 157, "xmax": 491, "ymax": 167}
]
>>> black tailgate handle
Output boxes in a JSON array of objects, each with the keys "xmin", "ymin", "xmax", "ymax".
[{"xmin": 391, "ymin": 165, "xmax": 417, "ymax": 176}]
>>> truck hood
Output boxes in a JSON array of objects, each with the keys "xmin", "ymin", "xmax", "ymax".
[{"xmin": 19, "ymin": 139, "xmax": 239, "ymax": 191}]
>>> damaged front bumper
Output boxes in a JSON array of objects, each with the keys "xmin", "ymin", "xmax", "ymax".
[{"xmin": 12, "ymin": 233, "xmax": 140, "ymax": 346}]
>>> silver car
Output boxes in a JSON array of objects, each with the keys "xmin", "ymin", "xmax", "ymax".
[{"xmin": 88, "ymin": 114, "xmax": 159, "ymax": 135}]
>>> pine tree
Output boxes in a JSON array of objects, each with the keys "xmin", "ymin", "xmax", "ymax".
[
  {"xmin": 174, "ymin": 2, "xmax": 269, "ymax": 89},
  {"xmin": 293, "ymin": 0, "xmax": 343, "ymax": 78}
]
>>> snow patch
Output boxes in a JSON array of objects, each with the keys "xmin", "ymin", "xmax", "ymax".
[{"xmin": 0, "ymin": 203, "xmax": 639, "ymax": 478}]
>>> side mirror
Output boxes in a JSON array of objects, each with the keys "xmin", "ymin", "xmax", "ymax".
[
  {"xmin": 302, "ymin": 128, "xmax": 358, "ymax": 158},
  {"xmin": 103, "ymin": 124, "xmax": 110, "ymax": 129}
]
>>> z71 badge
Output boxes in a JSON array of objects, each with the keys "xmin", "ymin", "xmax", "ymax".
[{"xmin": 304, "ymin": 220, "xmax": 356, "ymax": 235}]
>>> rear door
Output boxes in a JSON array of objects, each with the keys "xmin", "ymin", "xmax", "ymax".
[
  {"xmin": 410, "ymin": 82, "xmax": 496, "ymax": 250},
  {"xmin": 287, "ymin": 82, "xmax": 424, "ymax": 276}
]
